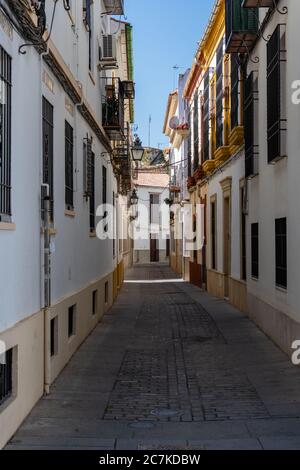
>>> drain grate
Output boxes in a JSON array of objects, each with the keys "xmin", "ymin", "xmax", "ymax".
[{"xmin": 151, "ymin": 408, "xmax": 182, "ymax": 418}]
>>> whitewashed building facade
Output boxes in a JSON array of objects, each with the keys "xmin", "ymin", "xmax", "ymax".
[
  {"xmin": 240, "ymin": 0, "xmax": 299, "ymax": 356},
  {"xmin": 0, "ymin": 0, "xmax": 134, "ymax": 447}
]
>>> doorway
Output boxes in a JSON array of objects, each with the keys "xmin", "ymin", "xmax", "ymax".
[
  {"xmin": 150, "ymin": 235, "xmax": 159, "ymax": 262},
  {"xmin": 223, "ymin": 196, "xmax": 231, "ymax": 298}
]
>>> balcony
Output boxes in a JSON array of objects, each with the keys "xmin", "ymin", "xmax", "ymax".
[
  {"xmin": 102, "ymin": 78, "xmax": 125, "ymax": 142},
  {"xmin": 103, "ymin": 0, "xmax": 124, "ymax": 15},
  {"xmin": 225, "ymin": 0, "xmax": 259, "ymax": 53},
  {"xmin": 122, "ymin": 81, "xmax": 135, "ymax": 99},
  {"xmin": 242, "ymin": 0, "xmax": 275, "ymax": 6}
]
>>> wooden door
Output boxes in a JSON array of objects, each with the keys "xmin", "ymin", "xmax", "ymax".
[
  {"xmin": 223, "ymin": 196, "xmax": 231, "ymax": 298},
  {"xmin": 150, "ymin": 235, "xmax": 159, "ymax": 262}
]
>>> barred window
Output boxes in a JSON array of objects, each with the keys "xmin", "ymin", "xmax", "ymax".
[
  {"xmin": 216, "ymin": 39, "xmax": 224, "ymax": 149},
  {"xmin": 0, "ymin": 46, "xmax": 12, "ymax": 221},
  {"xmin": 244, "ymin": 72, "xmax": 259, "ymax": 177},
  {"xmin": 203, "ymin": 70, "xmax": 210, "ymax": 162},
  {"xmin": 275, "ymin": 218, "xmax": 287, "ymax": 289},
  {"xmin": 211, "ymin": 201, "xmax": 217, "ymax": 270},
  {"xmin": 187, "ymin": 111, "xmax": 192, "ymax": 176},
  {"xmin": 65, "ymin": 121, "xmax": 74, "ymax": 210},
  {"xmin": 193, "ymin": 92, "xmax": 199, "ymax": 170},
  {"xmin": 0, "ymin": 348, "xmax": 13, "ymax": 406},
  {"xmin": 231, "ymin": 53, "xmax": 239, "ymax": 130},
  {"xmin": 89, "ymin": 152, "xmax": 95, "ymax": 231},
  {"xmin": 267, "ymin": 25, "xmax": 287, "ymax": 163},
  {"xmin": 42, "ymin": 97, "xmax": 54, "ymax": 221},
  {"xmin": 251, "ymin": 223, "xmax": 259, "ymax": 279}
]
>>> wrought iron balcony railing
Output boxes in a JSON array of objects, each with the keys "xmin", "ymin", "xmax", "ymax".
[
  {"xmin": 101, "ymin": 77, "xmax": 125, "ymax": 142},
  {"xmin": 225, "ymin": 0, "xmax": 259, "ymax": 53},
  {"xmin": 103, "ymin": 0, "xmax": 124, "ymax": 15}
]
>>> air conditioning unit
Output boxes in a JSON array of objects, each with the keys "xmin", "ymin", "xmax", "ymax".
[{"xmin": 98, "ymin": 35, "xmax": 118, "ymax": 70}]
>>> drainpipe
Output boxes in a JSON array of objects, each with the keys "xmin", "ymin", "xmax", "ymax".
[
  {"xmin": 40, "ymin": 45, "xmax": 51, "ymax": 395},
  {"xmin": 42, "ymin": 183, "xmax": 51, "ymax": 395}
]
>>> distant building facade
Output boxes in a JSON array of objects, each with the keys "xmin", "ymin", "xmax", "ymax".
[{"xmin": 133, "ymin": 166, "xmax": 170, "ymax": 264}]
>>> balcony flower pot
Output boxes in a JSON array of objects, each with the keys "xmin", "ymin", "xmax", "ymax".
[
  {"xmin": 169, "ymin": 185, "xmax": 181, "ymax": 193},
  {"xmin": 193, "ymin": 166, "xmax": 204, "ymax": 182},
  {"xmin": 187, "ymin": 176, "xmax": 196, "ymax": 190}
]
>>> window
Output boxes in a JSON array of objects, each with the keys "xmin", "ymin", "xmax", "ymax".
[
  {"xmin": 251, "ymin": 223, "xmax": 259, "ymax": 279},
  {"xmin": 0, "ymin": 46, "xmax": 12, "ymax": 221},
  {"xmin": 0, "ymin": 348, "xmax": 13, "ymax": 406},
  {"xmin": 50, "ymin": 317, "xmax": 58, "ymax": 357},
  {"xmin": 240, "ymin": 186, "xmax": 246, "ymax": 281},
  {"xmin": 113, "ymin": 191, "xmax": 116, "ymax": 257},
  {"xmin": 231, "ymin": 54, "xmax": 239, "ymax": 130},
  {"xmin": 104, "ymin": 281, "xmax": 109, "ymax": 304},
  {"xmin": 102, "ymin": 165, "xmax": 107, "ymax": 204},
  {"xmin": 92, "ymin": 290, "xmax": 98, "ymax": 315},
  {"xmin": 275, "ymin": 218, "xmax": 287, "ymax": 289},
  {"xmin": 150, "ymin": 194, "xmax": 160, "ymax": 224},
  {"xmin": 68, "ymin": 305, "xmax": 76, "ymax": 338},
  {"xmin": 193, "ymin": 92, "xmax": 199, "ymax": 170},
  {"xmin": 42, "ymin": 97, "xmax": 54, "ymax": 221},
  {"xmin": 65, "ymin": 121, "xmax": 74, "ymax": 210},
  {"xmin": 267, "ymin": 25, "xmax": 287, "ymax": 163},
  {"xmin": 203, "ymin": 70, "xmax": 210, "ymax": 161},
  {"xmin": 211, "ymin": 200, "xmax": 217, "ymax": 270},
  {"xmin": 216, "ymin": 39, "xmax": 224, "ymax": 149},
  {"xmin": 187, "ymin": 111, "xmax": 192, "ymax": 176},
  {"xmin": 244, "ymin": 72, "xmax": 259, "ymax": 177},
  {"xmin": 83, "ymin": 0, "xmax": 94, "ymax": 71},
  {"xmin": 89, "ymin": 152, "xmax": 95, "ymax": 232}
]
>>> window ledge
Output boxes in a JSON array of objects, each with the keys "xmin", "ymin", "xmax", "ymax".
[
  {"xmin": 269, "ymin": 154, "xmax": 288, "ymax": 165},
  {"xmin": 0, "ymin": 222, "xmax": 16, "ymax": 231},
  {"xmin": 276, "ymin": 285, "xmax": 287, "ymax": 294},
  {"xmin": 65, "ymin": 209, "xmax": 76, "ymax": 218},
  {"xmin": 89, "ymin": 230, "xmax": 96, "ymax": 238},
  {"xmin": 251, "ymin": 276, "xmax": 259, "ymax": 282}
]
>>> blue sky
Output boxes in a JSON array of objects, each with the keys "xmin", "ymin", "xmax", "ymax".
[{"xmin": 124, "ymin": 0, "xmax": 215, "ymax": 149}]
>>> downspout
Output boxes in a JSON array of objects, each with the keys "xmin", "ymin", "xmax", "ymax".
[{"xmin": 40, "ymin": 44, "xmax": 51, "ymax": 395}]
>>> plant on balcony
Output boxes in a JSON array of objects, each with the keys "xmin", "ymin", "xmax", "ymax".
[
  {"xmin": 187, "ymin": 176, "xmax": 196, "ymax": 189},
  {"xmin": 164, "ymin": 198, "xmax": 174, "ymax": 206},
  {"xmin": 169, "ymin": 185, "xmax": 181, "ymax": 193},
  {"xmin": 193, "ymin": 166, "xmax": 204, "ymax": 182},
  {"xmin": 175, "ymin": 123, "xmax": 190, "ymax": 138}
]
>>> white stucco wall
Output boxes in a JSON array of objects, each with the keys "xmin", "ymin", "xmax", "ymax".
[
  {"xmin": 207, "ymin": 152, "xmax": 244, "ymax": 280},
  {"xmin": 0, "ymin": 0, "xmax": 125, "ymax": 330},
  {"xmin": 247, "ymin": 2, "xmax": 300, "ymax": 323},
  {"xmin": 0, "ymin": 24, "xmax": 42, "ymax": 332}
]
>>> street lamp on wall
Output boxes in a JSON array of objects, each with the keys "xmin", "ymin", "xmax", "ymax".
[
  {"xmin": 130, "ymin": 189, "xmax": 139, "ymax": 206},
  {"xmin": 131, "ymin": 135, "xmax": 145, "ymax": 162},
  {"xmin": 129, "ymin": 189, "xmax": 139, "ymax": 221}
]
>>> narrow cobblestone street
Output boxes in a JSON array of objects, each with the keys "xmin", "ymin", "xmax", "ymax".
[{"xmin": 7, "ymin": 265, "xmax": 300, "ymax": 450}]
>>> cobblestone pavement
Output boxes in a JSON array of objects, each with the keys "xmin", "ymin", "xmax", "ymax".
[{"xmin": 7, "ymin": 264, "xmax": 300, "ymax": 450}]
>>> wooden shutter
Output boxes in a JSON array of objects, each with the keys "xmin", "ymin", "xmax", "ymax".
[
  {"xmin": 102, "ymin": 35, "xmax": 114, "ymax": 59},
  {"xmin": 83, "ymin": 136, "xmax": 93, "ymax": 198},
  {"xmin": 267, "ymin": 25, "xmax": 286, "ymax": 163},
  {"xmin": 275, "ymin": 218, "xmax": 287, "ymax": 289},
  {"xmin": 203, "ymin": 70, "xmax": 210, "ymax": 161},
  {"xmin": 244, "ymin": 72, "xmax": 259, "ymax": 177},
  {"xmin": 0, "ymin": 46, "xmax": 12, "ymax": 220},
  {"xmin": 216, "ymin": 40, "xmax": 224, "ymax": 149},
  {"xmin": 230, "ymin": 53, "xmax": 239, "ymax": 130},
  {"xmin": 65, "ymin": 121, "xmax": 74, "ymax": 210},
  {"xmin": 193, "ymin": 92, "xmax": 199, "ymax": 170}
]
